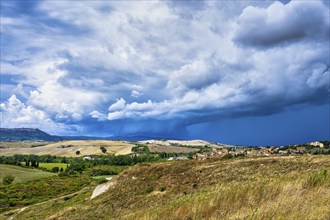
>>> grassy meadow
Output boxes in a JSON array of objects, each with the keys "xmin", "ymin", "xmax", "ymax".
[
  {"xmin": 0, "ymin": 175, "xmax": 92, "ymax": 214},
  {"xmin": 0, "ymin": 164, "xmax": 55, "ymax": 186},
  {"xmin": 38, "ymin": 163, "xmax": 68, "ymax": 171},
  {"xmin": 6, "ymin": 155, "xmax": 330, "ymax": 220},
  {"xmin": 19, "ymin": 162, "xmax": 69, "ymax": 171}
]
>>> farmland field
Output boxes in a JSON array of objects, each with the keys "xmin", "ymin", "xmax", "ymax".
[
  {"xmin": 19, "ymin": 162, "xmax": 69, "ymax": 171},
  {"xmin": 0, "ymin": 140, "xmax": 134, "ymax": 157},
  {"xmin": 140, "ymin": 139, "xmax": 222, "ymax": 148},
  {"xmin": 0, "ymin": 142, "xmax": 53, "ymax": 148},
  {"xmin": 0, "ymin": 164, "xmax": 55, "ymax": 185},
  {"xmin": 148, "ymin": 144, "xmax": 200, "ymax": 153}
]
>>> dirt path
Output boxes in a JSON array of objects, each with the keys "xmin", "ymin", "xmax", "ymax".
[{"xmin": 2, "ymin": 187, "xmax": 91, "ymax": 220}]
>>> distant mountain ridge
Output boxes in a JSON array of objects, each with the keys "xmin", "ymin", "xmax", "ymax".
[
  {"xmin": 0, "ymin": 128, "xmax": 173, "ymax": 142},
  {"xmin": 0, "ymin": 128, "xmax": 63, "ymax": 142}
]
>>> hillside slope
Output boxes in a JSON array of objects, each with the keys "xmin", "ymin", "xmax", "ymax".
[
  {"xmin": 0, "ymin": 164, "xmax": 55, "ymax": 185},
  {"xmin": 0, "ymin": 140, "xmax": 133, "ymax": 157},
  {"xmin": 0, "ymin": 128, "xmax": 62, "ymax": 142},
  {"xmin": 13, "ymin": 156, "xmax": 330, "ymax": 220}
]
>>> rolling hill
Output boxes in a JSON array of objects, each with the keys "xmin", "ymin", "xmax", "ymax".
[
  {"xmin": 0, "ymin": 128, "xmax": 179, "ymax": 142},
  {"xmin": 6, "ymin": 155, "xmax": 330, "ymax": 219},
  {"xmin": 0, "ymin": 128, "xmax": 62, "ymax": 142},
  {"xmin": 0, "ymin": 140, "xmax": 134, "ymax": 157},
  {"xmin": 0, "ymin": 164, "xmax": 55, "ymax": 185}
]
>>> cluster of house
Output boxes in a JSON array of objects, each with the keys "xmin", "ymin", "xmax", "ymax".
[
  {"xmin": 193, "ymin": 149, "xmax": 231, "ymax": 160},
  {"xmin": 193, "ymin": 141, "xmax": 326, "ymax": 160},
  {"xmin": 308, "ymin": 141, "xmax": 324, "ymax": 148}
]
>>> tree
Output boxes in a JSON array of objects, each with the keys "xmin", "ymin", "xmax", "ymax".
[
  {"xmin": 76, "ymin": 150, "xmax": 80, "ymax": 155},
  {"xmin": 100, "ymin": 146, "xmax": 107, "ymax": 153},
  {"xmin": 3, "ymin": 175, "xmax": 15, "ymax": 185}
]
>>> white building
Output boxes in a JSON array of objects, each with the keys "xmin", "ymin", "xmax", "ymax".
[
  {"xmin": 307, "ymin": 141, "xmax": 324, "ymax": 148},
  {"xmin": 83, "ymin": 156, "xmax": 93, "ymax": 161}
]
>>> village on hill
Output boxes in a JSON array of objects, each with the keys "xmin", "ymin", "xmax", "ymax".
[
  {"xmin": 194, "ymin": 141, "xmax": 330, "ymax": 160},
  {"xmin": 167, "ymin": 141, "xmax": 329, "ymax": 161}
]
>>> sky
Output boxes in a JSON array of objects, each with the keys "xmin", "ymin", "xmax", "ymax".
[{"xmin": 0, "ymin": 0, "xmax": 329, "ymax": 146}]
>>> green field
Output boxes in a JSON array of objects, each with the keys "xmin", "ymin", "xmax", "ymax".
[
  {"xmin": 38, "ymin": 163, "xmax": 69, "ymax": 171},
  {"xmin": 19, "ymin": 162, "xmax": 69, "ymax": 171},
  {"xmin": 0, "ymin": 164, "xmax": 55, "ymax": 185}
]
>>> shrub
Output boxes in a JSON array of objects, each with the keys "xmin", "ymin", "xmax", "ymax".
[
  {"xmin": 89, "ymin": 166, "xmax": 128, "ymax": 176},
  {"xmin": 76, "ymin": 151, "xmax": 80, "ymax": 155},
  {"xmin": 223, "ymin": 154, "xmax": 234, "ymax": 159},
  {"xmin": 144, "ymin": 186, "xmax": 154, "ymax": 194},
  {"xmin": 51, "ymin": 167, "xmax": 60, "ymax": 173},
  {"xmin": 2, "ymin": 175, "xmax": 15, "ymax": 185},
  {"xmin": 132, "ymin": 145, "xmax": 149, "ymax": 154}
]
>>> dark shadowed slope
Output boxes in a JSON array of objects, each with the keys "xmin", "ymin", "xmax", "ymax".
[{"xmin": 0, "ymin": 128, "xmax": 62, "ymax": 142}]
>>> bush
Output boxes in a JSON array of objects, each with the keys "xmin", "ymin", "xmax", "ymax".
[
  {"xmin": 2, "ymin": 175, "xmax": 15, "ymax": 185},
  {"xmin": 76, "ymin": 151, "xmax": 80, "ymax": 155},
  {"xmin": 51, "ymin": 167, "xmax": 60, "ymax": 173},
  {"xmin": 132, "ymin": 145, "xmax": 149, "ymax": 154},
  {"xmin": 89, "ymin": 166, "xmax": 128, "ymax": 176},
  {"xmin": 223, "ymin": 154, "xmax": 234, "ymax": 159},
  {"xmin": 144, "ymin": 186, "xmax": 154, "ymax": 194}
]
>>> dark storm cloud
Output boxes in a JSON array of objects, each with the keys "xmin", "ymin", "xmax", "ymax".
[
  {"xmin": 1, "ymin": 0, "xmax": 329, "ymax": 143},
  {"xmin": 234, "ymin": 1, "xmax": 329, "ymax": 48}
]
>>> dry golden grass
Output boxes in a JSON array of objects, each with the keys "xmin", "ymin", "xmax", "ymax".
[
  {"xmin": 13, "ymin": 155, "xmax": 330, "ymax": 220},
  {"xmin": 0, "ymin": 142, "xmax": 53, "ymax": 148},
  {"xmin": 0, "ymin": 140, "xmax": 133, "ymax": 157},
  {"xmin": 140, "ymin": 139, "xmax": 220, "ymax": 148}
]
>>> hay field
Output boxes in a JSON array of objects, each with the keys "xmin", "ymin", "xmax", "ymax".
[
  {"xmin": 139, "ymin": 139, "xmax": 221, "ymax": 148},
  {"xmin": 0, "ymin": 142, "xmax": 53, "ymax": 148},
  {"xmin": 148, "ymin": 145, "xmax": 200, "ymax": 153},
  {"xmin": 0, "ymin": 140, "xmax": 133, "ymax": 157}
]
